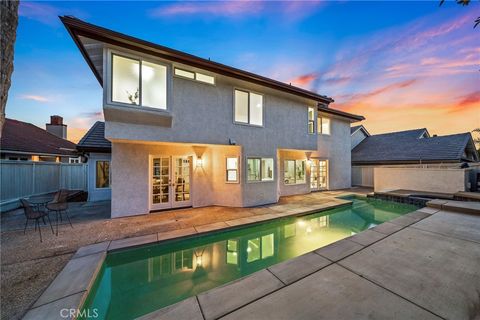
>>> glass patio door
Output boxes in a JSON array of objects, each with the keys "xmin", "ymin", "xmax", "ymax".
[
  {"xmin": 151, "ymin": 156, "xmax": 192, "ymax": 211},
  {"xmin": 310, "ymin": 160, "xmax": 328, "ymax": 191},
  {"xmin": 172, "ymin": 157, "xmax": 191, "ymax": 208}
]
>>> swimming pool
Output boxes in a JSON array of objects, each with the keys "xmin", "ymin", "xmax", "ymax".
[{"xmin": 81, "ymin": 196, "xmax": 418, "ymax": 319}]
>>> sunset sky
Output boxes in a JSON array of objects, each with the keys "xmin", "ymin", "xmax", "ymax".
[{"xmin": 6, "ymin": 1, "xmax": 480, "ymax": 143}]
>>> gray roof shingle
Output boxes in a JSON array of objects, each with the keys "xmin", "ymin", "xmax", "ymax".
[
  {"xmin": 77, "ymin": 121, "xmax": 111, "ymax": 152},
  {"xmin": 352, "ymin": 128, "xmax": 477, "ymax": 164}
]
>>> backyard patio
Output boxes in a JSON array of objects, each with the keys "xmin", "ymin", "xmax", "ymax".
[{"xmin": 0, "ymin": 189, "xmax": 368, "ymax": 320}]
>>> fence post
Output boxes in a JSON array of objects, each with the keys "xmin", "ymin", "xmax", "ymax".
[{"xmin": 32, "ymin": 162, "xmax": 36, "ymax": 195}]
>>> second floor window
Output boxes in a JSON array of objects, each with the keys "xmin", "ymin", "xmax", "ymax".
[
  {"xmin": 308, "ymin": 107, "xmax": 315, "ymax": 134},
  {"xmin": 112, "ymin": 54, "xmax": 167, "ymax": 110},
  {"xmin": 234, "ymin": 89, "xmax": 263, "ymax": 126},
  {"xmin": 318, "ymin": 117, "xmax": 331, "ymax": 135}
]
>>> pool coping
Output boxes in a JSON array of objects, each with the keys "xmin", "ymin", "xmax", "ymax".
[{"xmin": 22, "ymin": 197, "xmax": 418, "ymax": 319}]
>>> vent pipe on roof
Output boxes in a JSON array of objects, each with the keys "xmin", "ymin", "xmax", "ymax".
[{"xmin": 46, "ymin": 115, "xmax": 67, "ymax": 139}]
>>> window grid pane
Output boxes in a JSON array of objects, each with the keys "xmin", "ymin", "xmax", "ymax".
[
  {"xmin": 142, "ymin": 61, "xmax": 167, "ymax": 109},
  {"xmin": 174, "ymin": 68, "xmax": 195, "ymax": 79},
  {"xmin": 112, "ymin": 55, "xmax": 140, "ymax": 105},
  {"xmin": 234, "ymin": 90, "xmax": 249, "ymax": 123},
  {"xmin": 249, "ymin": 93, "xmax": 263, "ymax": 126}
]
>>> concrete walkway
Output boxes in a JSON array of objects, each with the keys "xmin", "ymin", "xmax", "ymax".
[
  {"xmin": 141, "ymin": 206, "xmax": 480, "ymax": 320},
  {"xmin": 1, "ymin": 189, "xmax": 367, "ymax": 320}
]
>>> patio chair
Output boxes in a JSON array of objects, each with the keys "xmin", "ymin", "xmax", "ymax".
[
  {"xmin": 47, "ymin": 189, "xmax": 73, "ymax": 234},
  {"xmin": 20, "ymin": 199, "xmax": 54, "ymax": 242}
]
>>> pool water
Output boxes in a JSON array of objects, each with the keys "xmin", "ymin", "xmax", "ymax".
[{"xmin": 82, "ymin": 196, "xmax": 418, "ymax": 319}]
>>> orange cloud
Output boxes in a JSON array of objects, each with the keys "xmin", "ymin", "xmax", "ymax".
[
  {"xmin": 289, "ymin": 73, "xmax": 317, "ymax": 87},
  {"xmin": 67, "ymin": 127, "xmax": 87, "ymax": 144}
]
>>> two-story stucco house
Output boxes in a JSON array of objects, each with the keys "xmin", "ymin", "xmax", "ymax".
[{"xmin": 62, "ymin": 16, "xmax": 364, "ymax": 218}]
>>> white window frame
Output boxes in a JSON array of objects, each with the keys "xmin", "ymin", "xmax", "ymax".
[
  {"xmin": 318, "ymin": 117, "xmax": 331, "ymax": 135},
  {"xmin": 233, "ymin": 89, "xmax": 264, "ymax": 127},
  {"xmin": 246, "ymin": 157, "xmax": 274, "ymax": 183},
  {"xmin": 308, "ymin": 107, "xmax": 315, "ymax": 134},
  {"xmin": 174, "ymin": 67, "xmax": 215, "ymax": 85},
  {"xmin": 69, "ymin": 157, "xmax": 81, "ymax": 164},
  {"xmin": 95, "ymin": 160, "xmax": 111, "ymax": 190},
  {"xmin": 283, "ymin": 159, "xmax": 306, "ymax": 185},
  {"xmin": 105, "ymin": 49, "xmax": 171, "ymax": 113},
  {"xmin": 226, "ymin": 156, "xmax": 239, "ymax": 183}
]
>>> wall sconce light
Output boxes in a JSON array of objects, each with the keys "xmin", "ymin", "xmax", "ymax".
[
  {"xmin": 196, "ymin": 256, "xmax": 202, "ymax": 267},
  {"xmin": 196, "ymin": 157, "xmax": 203, "ymax": 168}
]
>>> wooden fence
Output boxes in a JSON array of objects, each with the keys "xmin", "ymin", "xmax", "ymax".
[{"xmin": 0, "ymin": 160, "xmax": 87, "ymax": 210}]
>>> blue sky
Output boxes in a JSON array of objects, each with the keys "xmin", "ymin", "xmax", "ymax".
[{"xmin": 8, "ymin": 1, "xmax": 480, "ymax": 142}]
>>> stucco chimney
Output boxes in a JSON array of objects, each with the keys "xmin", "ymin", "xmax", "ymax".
[{"xmin": 46, "ymin": 115, "xmax": 67, "ymax": 139}]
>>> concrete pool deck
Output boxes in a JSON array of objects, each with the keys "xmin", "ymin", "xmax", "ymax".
[
  {"xmin": 140, "ymin": 203, "xmax": 480, "ymax": 320},
  {"xmin": 1, "ymin": 189, "xmax": 368, "ymax": 320},
  {"xmin": 6, "ymin": 194, "xmax": 479, "ymax": 320}
]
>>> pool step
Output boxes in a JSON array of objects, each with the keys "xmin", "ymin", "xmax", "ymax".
[{"xmin": 427, "ymin": 200, "xmax": 480, "ymax": 215}]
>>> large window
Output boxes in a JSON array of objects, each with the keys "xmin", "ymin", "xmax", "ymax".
[
  {"xmin": 226, "ymin": 157, "xmax": 239, "ymax": 183},
  {"xmin": 111, "ymin": 54, "xmax": 167, "ymax": 109},
  {"xmin": 96, "ymin": 161, "xmax": 110, "ymax": 188},
  {"xmin": 308, "ymin": 107, "xmax": 315, "ymax": 134},
  {"xmin": 318, "ymin": 117, "xmax": 331, "ymax": 135},
  {"xmin": 247, "ymin": 157, "xmax": 274, "ymax": 182},
  {"xmin": 284, "ymin": 160, "xmax": 306, "ymax": 185},
  {"xmin": 234, "ymin": 89, "xmax": 263, "ymax": 126}
]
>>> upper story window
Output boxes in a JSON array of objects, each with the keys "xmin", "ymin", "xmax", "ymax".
[
  {"xmin": 234, "ymin": 89, "xmax": 263, "ymax": 126},
  {"xmin": 111, "ymin": 54, "xmax": 167, "ymax": 110},
  {"xmin": 318, "ymin": 117, "xmax": 331, "ymax": 135},
  {"xmin": 174, "ymin": 67, "xmax": 215, "ymax": 85},
  {"xmin": 308, "ymin": 107, "xmax": 315, "ymax": 134}
]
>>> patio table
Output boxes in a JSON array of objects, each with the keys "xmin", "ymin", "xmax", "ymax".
[{"xmin": 27, "ymin": 194, "xmax": 57, "ymax": 234}]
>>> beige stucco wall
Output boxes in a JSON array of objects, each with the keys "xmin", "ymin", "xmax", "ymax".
[
  {"xmin": 374, "ymin": 167, "xmax": 468, "ymax": 193},
  {"xmin": 311, "ymin": 116, "xmax": 352, "ymax": 190},
  {"xmin": 102, "ymin": 46, "xmax": 356, "ymax": 215},
  {"xmin": 111, "ymin": 142, "xmax": 242, "ymax": 217}
]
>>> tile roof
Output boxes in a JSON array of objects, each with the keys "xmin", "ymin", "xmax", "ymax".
[
  {"xmin": 352, "ymin": 128, "xmax": 477, "ymax": 164},
  {"xmin": 0, "ymin": 118, "xmax": 77, "ymax": 156},
  {"xmin": 77, "ymin": 121, "xmax": 111, "ymax": 152}
]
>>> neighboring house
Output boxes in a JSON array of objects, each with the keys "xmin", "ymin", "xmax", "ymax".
[
  {"xmin": 350, "ymin": 125, "xmax": 370, "ymax": 150},
  {"xmin": 0, "ymin": 117, "xmax": 79, "ymax": 163},
  {"xmin": 77, "ymin": 121, "xmax": 112, "ymax": 202},
  {"xmin": 351, "ymin": 127, "xmax": 479, "ymax": 189},
  {"xmin": 62, "ymin": 16, "xmax": 364, "ymax": 218}
]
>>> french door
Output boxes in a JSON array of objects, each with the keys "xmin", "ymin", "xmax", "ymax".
[
  {"xmin": 151, "ymin": 156, "xmax": 192, "ymax": 211},
  {"xmin": 310, "ymin": 160, "xmax": 328, "ymax": 191}
]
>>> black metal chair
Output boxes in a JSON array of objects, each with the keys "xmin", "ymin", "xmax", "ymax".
[
  {"xmin": 20, "ymin": 199, "xmax": 54, "ymax": 242},
  {"xmin": 47, "ymin": 189, "xmax": 73, "ymax": 235}
]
